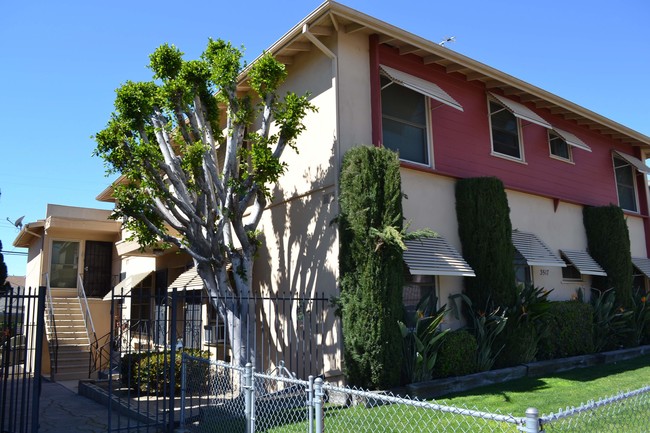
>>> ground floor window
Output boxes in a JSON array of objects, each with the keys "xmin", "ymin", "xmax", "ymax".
[
  {"xmin": 403, "ymin": 273, "xmax": 437, "ymax": 326},
  {"xmin": 514, "ymin": 250, "xmax": 532, "ymax": 287}
]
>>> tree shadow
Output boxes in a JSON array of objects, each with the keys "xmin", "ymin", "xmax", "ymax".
[{"xmin": 253, "ymin": 149, "xmax": 340, "ymax": 379}]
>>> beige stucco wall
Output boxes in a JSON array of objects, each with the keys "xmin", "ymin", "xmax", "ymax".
[
  {"xmin": 251, "ymin": 38, "xmax": 342, "ymax": 378},
  {"xmin": 399, "ymin": 169, "xmax": 636, "ymax": 312}
]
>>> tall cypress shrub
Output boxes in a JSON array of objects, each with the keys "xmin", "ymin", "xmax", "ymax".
[
  {"xmin": 339, "ymin": 146, "xmax": 404, "ymax": 389},
  {"xmin": 583, "ymin": 205, "xmax": 633, "ymax": 308},
  {"xmin": 455, "ymin": 177, "xmax": 516, "ymax": 309}
]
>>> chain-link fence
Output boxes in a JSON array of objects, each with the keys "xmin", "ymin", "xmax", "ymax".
[
  {"xmin": 540, "ymin": 385, "xmax": 650, "ymax": 432},
  {"xmin": 179, "ymin": 354, "xmax": 650, "ymax": 433}
]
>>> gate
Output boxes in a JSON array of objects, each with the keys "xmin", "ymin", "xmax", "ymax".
[
  {"xmin": 104, "ymin": 286, "xmax": 338, "ymax": 432},
  {"xmin": 0, "ymin": 286, "xmax": 45, "ymax": 433}
]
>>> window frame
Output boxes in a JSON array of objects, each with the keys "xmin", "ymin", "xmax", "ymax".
[
  {"xmin": 560, "ymin": 256, "xmax": 583, "ymax": 282},
  {"xmin": 49, "ymin": 239, "xmax": 81, "ymax": 289},
  {"xmin": 613, "ymin": 155, "xmax": 639, "ymax": 213},
  {"xmin": 380, "ymin": 75, "xmax": 433, "ymax": 167},
  {"xmin": 402, "ymin": 272, "xmax": 439, "ymax": 327},
  {"xmin": 548, "ymin": 130, "xmax": 574, "ymax": 163},
  {"xmin": 488, "ymin": 98, "xmax": 525, "ymax": 162}
]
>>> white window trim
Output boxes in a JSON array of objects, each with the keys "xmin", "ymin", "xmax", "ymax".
[
  {"xmin": 488, "ymin": 97, "xmax": 526, "ymax": 163},
  {"xmin": 548, "ymin": 130, "xmax": 575, "ymax": 164},
  {"xmin": 380, "ymin": 78, "xmax": 434, "ymax": 168},
  {"xmin": 612, "ymin": 154, "xmax": 640, "ymax": 213}
]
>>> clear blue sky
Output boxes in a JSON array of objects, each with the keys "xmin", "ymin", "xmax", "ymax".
[{"xmin": 1, "ymin": 0, "xmax": 649, "ymax": 277}]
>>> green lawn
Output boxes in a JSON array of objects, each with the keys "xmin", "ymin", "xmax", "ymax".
[
  {"xmin": 439, "ymin": 354, "xmax": 650, "ymax": 415},
  {"xmin": 195, "ymin": 355, "xmax": 650, "ymax": 432}
]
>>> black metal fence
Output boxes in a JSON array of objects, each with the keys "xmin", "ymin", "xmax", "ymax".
[
  {"xmin": 101, "ymin": 288, "xmax": 340, "ymax": 432},
  {"xmin": 0, "ymin": 286, "xmax": 45, "ymax": 433}
]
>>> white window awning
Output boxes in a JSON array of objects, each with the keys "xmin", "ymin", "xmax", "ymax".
[
  {"xmin": 168, "ymin": 267, "xmax": 203, "ymax": 292},
  {"xmin": 512, "ymin": 230, "xmax": 565, "ymax": 267},
  {"xmin": 380, "ymin": 65, "xmax": 464, "ymax": 112},
  {"xmin": 103, "ymin": 271, "xmax": 152, "ymax": 301},
  {"xmin": 404, "ymin": 236, "xmax": 475, "ymax": 277},
  {"xmin": 560, "ymin": 250, "xmax": 606, "ymax": 276},
  {"xmin": 632, "ymin": 257, "xmax": 650, "ymax": 278},
  {"xmin": 613, "ymin": 151, "xmax": 650, "ymax": 174},
  {"xmin": 552, "ymin": 127, "xmax": 592, "ymax": 152},
  {"xmin": 489, "ymin": 93, "xmax": 551, "ymax": 128}
]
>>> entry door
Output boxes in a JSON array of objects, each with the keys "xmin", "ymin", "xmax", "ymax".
[{"xmin": 83, "ymin": 241, "xmax": 113, "ymax": 298}]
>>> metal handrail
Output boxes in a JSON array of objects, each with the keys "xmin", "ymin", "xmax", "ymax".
[
  {"xmin": 77, "ymin": 274, "xmax": 96, "ymax": 344},
  {"xmin": 44, "ymin": 274, "xmax": 59, "ymax": 375},
  {"xmin": 89, "ymin": 330, "xmax": 112, "ymax": 377}
]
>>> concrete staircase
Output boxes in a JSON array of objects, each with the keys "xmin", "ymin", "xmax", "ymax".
[{"xmin": 46, "ymin": 296, "xmax": 91, "ymax": 381}]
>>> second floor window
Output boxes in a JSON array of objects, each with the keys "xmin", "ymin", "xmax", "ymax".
[
  {"xmin": 50, "ymin": 240, "xmax": 79, "ymax": 288},
  {"xmin": 614, "ymin": 156, "xmax": 637, "ymax": 212},
  {"xmin": 549, "ymin": 131, "xmax": 572, "ymax": 161},
  {"xmin": 381, "ymin": 75, "xmax": 430, "ymax": 165},
  {"xmin": 489, "ymin": 100, "xmax": 522, "ymax": 160}
]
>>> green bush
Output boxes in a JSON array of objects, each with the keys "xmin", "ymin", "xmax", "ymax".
[
  {"xmin": 494, "ymin": 321, "xmax": 538, "ymax": 368},
  {"xmin": 121, "ymin": 348, "xmax": 211, "ymax": 394},
  {"xmin": 434, "ymin": 330, "xmax": 478, "ymax": 378},
  {"xmin": 537, "ymin": 301, "xmax": 594, "ymax": 360},
  {"xmin": 455, "ymin": 177, "xmax": 516, "ymax": 310},
  {"xmin": 339, "ymin": 146, "xmax": 405, "ymax": 389},
  {"xmin": 583, "ymin": 205, "xmax": 633, "ymax": 309}
]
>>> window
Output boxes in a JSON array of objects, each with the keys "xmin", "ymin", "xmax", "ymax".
[
  {"xmin": 381, "ymin": 75, "xmax": 430, "ymax": 165},
  {"xmin": 549, "ymin": 131, "xmax": 572, "ymax": 161},
  {"xmin": 614, "ymin": 156, "xmax": 638, "ymax": 212},
  {"xmin": 489, "ymin": 100, "xmax": 522, "ymax": 159},
  {"xmin": 403, "ymin": 273, "xmax": 437, "ymax": 327},
  {"xmin": 205, "ymin": 305, "xmax": 226, "ymax": 345},
  {"xmin": 50, "ymin": 241, "xmax": 79, "ymax": 288},
  {"xmin": 561, "ymin": 257, "xmax": 582, "ymax": 281},
  {"xmin": 514, "ymin": 250, "xmax": 532, "ymax": 287}
]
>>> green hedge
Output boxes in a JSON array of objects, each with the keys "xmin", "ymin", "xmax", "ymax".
[
  {"xmin": 537, "ymin": 301, "xmax": 594, "ymax": 360},
  {"xmin": 455, "ymin": 177, "xmax": 516, "ymax": 309},
  {"xmin": 434, "ymin": 330, "xmax": 478, "ymax": 378},
  {"xmin": 339, "ymin": 146, "xmax": 405, "ymax": 389},
  {"xmin": 494, "ymin": 321, "xmax": 538, "ymax": 368},
  {"xmin": 120, "ymin": 348, "xmax": 211, "ymax": 393},
  {"xmin": 583, "ymin": 205, "xmax": 633, "ymax": 309}
]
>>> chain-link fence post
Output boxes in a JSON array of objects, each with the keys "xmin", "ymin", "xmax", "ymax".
[
  {"xmin": 307, "ymin": 375, "xmax": 314, "ymax": 433},
  {"xmin": 523, "ymin": 407, "xmax": 540, "ymax": 433},
  {"xmin": 314, "ymin": 377, "xmax": 324, "ymax": 433},
  {"xmin": 244, "ymin": 362, "xmax": 253, "ymax": 433}
]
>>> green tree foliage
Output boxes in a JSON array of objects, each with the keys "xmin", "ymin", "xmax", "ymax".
[
  {"xmin": 339, "ymin": 146, "xmax": 405, "ymax": 389},
  {"xmin": 94, "ymin": 40, "xmax": 315, "ymax": 366},
  {"xmin": 455, "ymin": 177, "xmax": 516, "ymax": 309},
  {"xmin": 583, "ymin": 205, "xmax": 633, "ymax": 308}
]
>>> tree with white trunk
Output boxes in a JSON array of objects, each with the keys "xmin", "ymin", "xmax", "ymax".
[{"xmin": 94, "ymin": 40, "xmax": 315, "ymax": 367}]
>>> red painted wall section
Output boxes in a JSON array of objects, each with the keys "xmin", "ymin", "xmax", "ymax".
[{"xmin": 373, "ymin": 43, "xmax": 648, "ymax": 216}]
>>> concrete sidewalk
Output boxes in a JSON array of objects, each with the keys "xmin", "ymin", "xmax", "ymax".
[{"xmin": 38, "ymin": 379, "xmax": 141, "ymax": 433}]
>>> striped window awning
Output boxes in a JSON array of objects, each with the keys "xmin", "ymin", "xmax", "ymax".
[
  {"xmin": 490, "ymin": 93, "xmax": 591, "ymax": 152},
  {"xmin": 560, "ymin": 250, "xmax": 606, "ymax": 276},
  {"xmin": 632, "ymin": 257, "xmax": 650, "ymax": 278},
  {"xmin": 511, "ymin": 230, "xmax": 565, "ymax": 267},
  {"xmin": 551, "ymin": 127, "xmax": 591, "ymax": 152},
  {"xmin": 168, "ymin": 267, "xmax": 203, "ymax": 292},
  {"xmin": 103, "ymin": 271, "xmax": 152, "ymax": 301},
  {"xmin": 403, "ymin": 236, "xmax": 475, "ymax": 277},
  {"xmin": 381, "ymin": 65, "xmax": 464, "ymax": 112},
  {"xmin": 489, "ymin": 93, "xmax": 551, "ymax": 128},
  {"xmin": 613, "ymin": 151, "xmax": 650, "ymax": 174}
]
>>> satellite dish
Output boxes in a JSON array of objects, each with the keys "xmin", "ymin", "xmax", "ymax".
[{"xmin": 7, "ymin": 216, "xmax": 24, "ymax": 229}]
